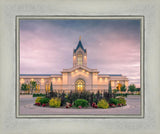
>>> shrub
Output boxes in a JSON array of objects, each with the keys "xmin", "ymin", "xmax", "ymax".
[
  {"xmin": 74, "ymin": 99, "xmax": 88, "ymax": 108},
  {"xmin": 97, "ymin": 99, "xmax": 109, "ymax": 109},
  {"xmin": 109, "ymin": 98, "xmax": 119, "ymax": 105},
  {"xmin": 49, "ymin": 98, "xmax": 61, "ymax": 107},
  {"xmin": 33, "ymin": 93, "xmax": 45, "ymax": 97},
  {"xmin": 116, "ymin": 96, "xmax": 126, "ymax": 105},
  {"xmin": 115, "ymin": 93, "xmax": 128, "ymax": 97},
  {"xmin": 35, "ymin": 97, "xmax": 42, "ymax": 103},
  {"xmin": 39, "ymin": 97, "xmax": 50, "ymax": 104}
]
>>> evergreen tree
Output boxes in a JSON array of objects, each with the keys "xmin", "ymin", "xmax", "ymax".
[
  {"xmin": 21, "ymin": 83, "xmax": 29, "ymax": 92},
  {"xmin": 30, "ymin": 81, "xmax": 37, "ymax": 94},
  {"xmin": 128, "ymin": 84, "xmax": 136, "ymax": 92},
  {"xmin": 108, "ymin": 81, "xmax": 112, "ymax": 94},
  {"xmin": 50, "ymin": 82, "xmax": 53, "ymax": 92},
  {"xmin": 120, "ymin": 84, "xmax": 126, "ymax": 92}
]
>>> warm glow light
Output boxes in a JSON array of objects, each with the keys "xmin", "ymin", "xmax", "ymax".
[
  {"xmin": 117, "ymin": 81, "xmax": 119, "ymax": 83},
  {"xmin": 52, "ymin": 78, "xmax": 55, "ymax": 81},
  {"xmin": 71, "ymin": 72, "xmax": 74, "ymax": 75},
  {"xmin": 58, "ymin": 78, "xmax": 61, "ymax": 80},
  {"xmin": 41, "ymin": 78, "xmax": 44, "ymax": 82},
  {"xmin": 82, "ymin": 70, "xmax": 85, "ymax": 72},
  {"xmin": 86, "ymin": 72, "xmax": 89, "ymax": 75},
  {"xmin": 75, "ymin": 70, "xmax": 78, "ymax": 73},
  {"xmin": 84, "ymin": 56, "xmax": 86, "ymax": 58},
  {"xmin": 20, "ymin": 78, "xmax": 24, "ymax": 83},
  {"xmin": 73, "ymin": 56, "xmax": 76, "ymax": 58},
  {"xmin": 31, "ymin": 78, "xmax": 34, "ymax": 81}
]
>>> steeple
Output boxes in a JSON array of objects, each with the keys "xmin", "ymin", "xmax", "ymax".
[
  {"xmin": 73, "ymin": 37, "xmax": 87, "ymax": 67},
  {"xmin": 74, "ymin": 36, "xmax": 86, "ymax": 53}
]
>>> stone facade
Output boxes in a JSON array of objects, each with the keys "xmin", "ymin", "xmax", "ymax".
[{"xmin": 20, "ymin": 38, "xmax": 129, "ymax": 93}]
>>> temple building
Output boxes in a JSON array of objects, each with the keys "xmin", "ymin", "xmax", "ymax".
[{"xmin": 20, "ymin": 37, "xmax": 129, "ymax": 93}]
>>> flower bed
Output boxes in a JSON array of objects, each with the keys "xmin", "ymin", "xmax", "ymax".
[{"xmin": 34, "ymin": 90, "xmax": 127, "ymax": 109}]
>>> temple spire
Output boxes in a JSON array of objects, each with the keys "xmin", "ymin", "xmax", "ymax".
[{"xmin": 79, "ymin": 36, "xmax": 81, "ymax": 41}]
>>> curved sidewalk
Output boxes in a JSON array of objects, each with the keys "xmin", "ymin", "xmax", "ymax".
[{"xmin": 20, "ymin": 95, "xmax": 141, "ymax": 115}]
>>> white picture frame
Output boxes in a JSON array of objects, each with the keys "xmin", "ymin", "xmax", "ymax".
[{"xmin": 0, "ymin": 0, "xmax": 160, "ymax": 134}]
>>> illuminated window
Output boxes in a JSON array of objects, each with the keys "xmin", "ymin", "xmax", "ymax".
[
  {"xmin": 77, "ymin": 53, "xmax": 83, "ymax": 65},
  {"xmin": 36, "ymin": 84, "xmax": 40, "ymax": 93},
  {"xmin": 75, "ymin": 79, "xmax": 85, "ymax": 92},
  {"xmin": 45, "ymin": 84, "xmax": 50, "ymax": 93}
]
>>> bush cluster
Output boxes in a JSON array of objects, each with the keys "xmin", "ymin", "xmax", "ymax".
[
  {"xmin": 34, "ymin": 90, "xmax": 127, "ymax": 109},
  {"xmin": 49, "ymin": 98, "xmax": 61, "ymax": 107},
  {"xmin": 97, "ymin": 99, "xmax": 109, "ymax": 109},
  {"xmin": 39, "ymin": 97, "xmax": 50, "ymax": 104},
  {"xmin": 109, "ymin": 98, "xmax": 119, "ymax": 105},
  {"xmin": 74, "ymin": 99, "xmax": 89, "ymax": 108},
  {"xmin": 116, "ymin": 96, "xmax": 126, "ymax": 105},
  {"xmin": 35, "ymin": 97, "xmax": 42, "ymax": 103}
]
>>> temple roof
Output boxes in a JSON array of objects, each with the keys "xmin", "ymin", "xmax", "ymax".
[
  {"xmin": 98, "ymin": 74, "xmax": 122, "ymax": 76},
  {"xmin": 20, "ymin": 74, "xmax": 62, "ymax": 76},
  {"xmin": 74, "ymin": 40, "xmax": 86, "ymax": 53}
]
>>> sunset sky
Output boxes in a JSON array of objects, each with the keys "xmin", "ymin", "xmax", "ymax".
[{"xmin": 20, "ymin": 19, "xmax": 141, "ymax": 87}]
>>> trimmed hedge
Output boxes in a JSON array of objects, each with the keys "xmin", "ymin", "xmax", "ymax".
[
  {"xmin": 109, "ymin": 98, "xmax": 119, "ymax": 105},
  {"xmin": 33, "ymin": 93, "xmax": 46, "ymax": 97},
  {"xmin": 116, "ymin": 96, "xmax": 126, "ymax": 105},
  {"xmin": 115, "ymin": 93, "xmax": 128, "ymax": 97},
  {"xmin": 39, "ymin": 97, "xmax": 50, "ymax": 104},
  {"xmin": 74, "ymin": 99, "xmax": 89, "ymax": 108}
]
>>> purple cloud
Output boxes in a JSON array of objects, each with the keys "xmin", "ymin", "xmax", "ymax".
[{"xmin": 20, "ymin": 19, "xmax": 141, "ymax": 87}]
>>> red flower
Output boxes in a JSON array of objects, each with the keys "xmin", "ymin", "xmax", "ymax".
[
  {"xmin": 79, "ymin": 106, "xmax": 82, "ymax": 109},
  {"xmin": 109, "ymin": 104, "xmax": 112, "ymax": 107},
  {"xmin": 94, "ymin": 105, "xmax": 98, "ymax": 108},
  {"xmin": 112, "ymin": 104, "xmax": 116, "ymax": 107},
  {"xmin": 42, "ymin": 104, "xmax": 46, "ymax": 107},
  {"xmin": 69, "ymin": 104, "xmax": 72, "ymax": 107},
  {"xmin": 66, "ymin": 106, "xmax": 69, "ymax": 108},
  {"xmin": 92, "ymin": 102, "xmax": 96, "ymax": 107}
]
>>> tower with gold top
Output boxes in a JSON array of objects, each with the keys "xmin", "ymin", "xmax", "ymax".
[{"xmin": 73, "ymin": 36, "xmax": 87, "ymax": 67}]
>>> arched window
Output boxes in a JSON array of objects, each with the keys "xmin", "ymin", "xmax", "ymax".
[
  {"xmin": 75, "ymin": 79, "xmax": 85, "ymax": 92},
  {"xmin": 77, "ymin": 52, "xmax": 83, "ymax": 65}
]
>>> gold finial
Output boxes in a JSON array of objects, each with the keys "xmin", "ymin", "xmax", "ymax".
[{"xmin": 79, "ymin": 36, "xmax": 81, "ymax": 40}]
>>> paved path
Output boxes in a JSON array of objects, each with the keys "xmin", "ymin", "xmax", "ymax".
[{"xmin": 19, "ymin": 95, "xmax": 141, "ymax": 115}]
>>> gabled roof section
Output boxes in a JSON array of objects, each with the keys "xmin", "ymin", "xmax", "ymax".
[
  {"xmin": 74, "ymin": 40, "xmax": 86, "ymax": 53},
  {"xmin": 62, "ymin": 65, "xmax": 99, "ymax": 73},
  {"xmin": 20, "ymin": 74, "xmax": 62, "ymax": 76}
]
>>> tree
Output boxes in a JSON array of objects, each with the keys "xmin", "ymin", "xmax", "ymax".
[
  {"xmin": 50, "ymin": 82, "xmax": 53, "ymax": 92},
  {"xmin": 108, "ymin": 81, "xmax": 112, "ymax": 94},
  {"xmin": 136, "ymin": 88, "xmax": 140, "ymax": 92},
  {"xmin": 30, "ymin": 81, "xmax": 37, "ymax": 94},
  {"xmin": 113, "ymin": 89, "xmax": 118, "ymax": 94},
  {"xmin": 128, "ymin": 84, "xmax": 136, "ymax": 92},
  {"xmin": 120, "ymin": 84, "xmax": 126, "ymax": 92},
  {"xmin": 21, "ymin": 83, "xmax": 29, "ymax": 92}
]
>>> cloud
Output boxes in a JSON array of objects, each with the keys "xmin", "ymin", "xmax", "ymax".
[{"xmin": 20, "ymin": 19, "xmax": 141, "ymax": 87}]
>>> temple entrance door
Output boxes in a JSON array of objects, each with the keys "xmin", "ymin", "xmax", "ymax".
[{"xmin": 75, "ymin": 79, "xmax": 85, "ymax": 92}]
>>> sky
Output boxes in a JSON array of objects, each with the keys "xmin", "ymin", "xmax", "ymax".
[{"xmin": 20, "ymin": 19, "xmax": 141, "ymax": 87}]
